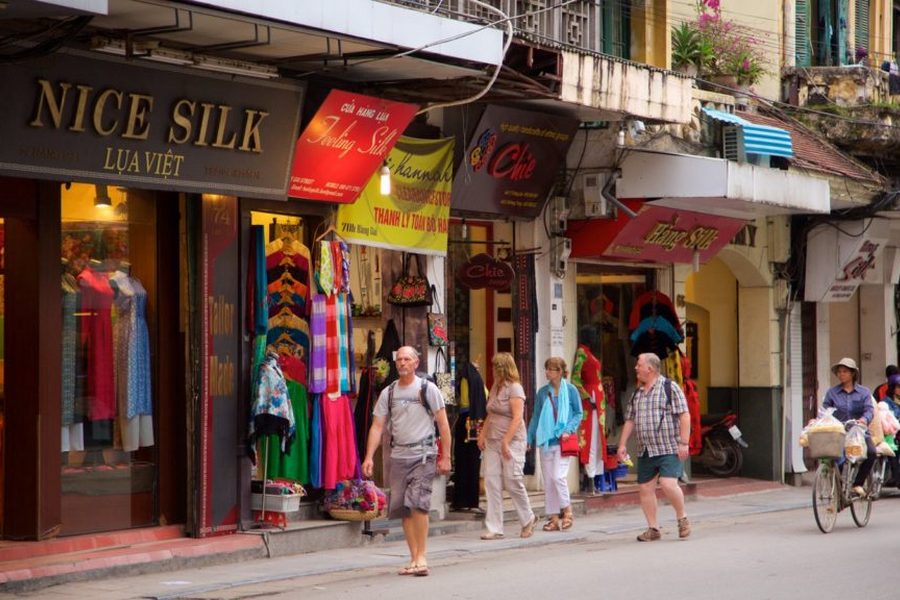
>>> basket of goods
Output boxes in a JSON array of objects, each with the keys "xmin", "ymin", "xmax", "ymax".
[
  {"xmin": 805, "ymin": 409, "xmax": 846, "ymax": 459},
  {"xmin": 324, "ymin": 479, "xmax": 386, "ymax": 521}
]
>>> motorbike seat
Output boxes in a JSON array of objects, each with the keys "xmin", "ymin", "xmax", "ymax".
[{"xmin": 700, "ymin": 413, "xmax": 731, "ymax": 426}]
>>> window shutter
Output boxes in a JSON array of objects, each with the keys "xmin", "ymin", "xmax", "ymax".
[
  {"xmin": 838, "ymin": 0, "xmax": 849, "ymax": 64},
  {"xmin": 796, "ymin": 0, "xmax": 811, "ymax": 67},
  {"xmin": 855, "ymin": 0, "xmax": 870, "ymax": 54},
  {"xmin": 600, "ymin": 0, "xmax": 630, "ymax": 59}
]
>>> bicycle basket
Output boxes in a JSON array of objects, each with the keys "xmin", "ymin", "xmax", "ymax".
[{"xmin": 808, "ymin": 430, "xmax": 846, "ymax": 459}]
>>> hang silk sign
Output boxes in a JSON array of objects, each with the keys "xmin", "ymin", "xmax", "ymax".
[{"xmin": 337, "ymin": 136, "xmax": 454, "ymax": 256}]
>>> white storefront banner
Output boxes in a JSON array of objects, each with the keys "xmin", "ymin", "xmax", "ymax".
[{"xmin": 804, "ymin": 219, "xmax": 889, "ymax": 302}]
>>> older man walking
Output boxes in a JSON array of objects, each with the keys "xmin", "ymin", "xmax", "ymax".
[
  {"xmin": 362, "ymin": 346, "xmax": 452, "ymax": 576},
  {"xmin": 617, "ymin": 352, "xmax": 691, "ymax": 541}
]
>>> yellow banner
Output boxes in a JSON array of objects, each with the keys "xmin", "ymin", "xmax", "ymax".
[{"xmin": 337, "ymin": 136, "xmax": 454, "ymax": 256}]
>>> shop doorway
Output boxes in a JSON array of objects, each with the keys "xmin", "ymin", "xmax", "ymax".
[{"xmin": 574, "ymin": 266, "xmax": 656, "ymax": 431}]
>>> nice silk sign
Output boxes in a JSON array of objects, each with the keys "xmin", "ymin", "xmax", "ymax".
[{"xmin": 289, "ymin": 90, "xmax": 418, "ymax": 203}]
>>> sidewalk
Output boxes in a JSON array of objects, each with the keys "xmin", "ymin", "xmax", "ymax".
[{"xmin": 0, "ymin": 478, "xmax": 809, "ymax": 598}]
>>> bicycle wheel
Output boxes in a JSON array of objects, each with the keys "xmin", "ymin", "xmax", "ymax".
[
  {"xmin": 869, "ymin": 457, "xmax": 886, "ymax": 501},
  {"xmin": 813, "ymin": 462, "xmax": 839, "ymax": 533},
  {"xmin": 851, "ymin": 469, "xmax": 873, "ymax": 527}
]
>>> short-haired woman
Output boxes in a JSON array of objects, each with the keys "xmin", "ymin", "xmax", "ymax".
[
  {"xmin": 478, "ymin": 352, "xmax": 537, "ymax": 539},
  {"xmin": 527, "ymin": 356, "xmax": 583, "ymax": 531}
]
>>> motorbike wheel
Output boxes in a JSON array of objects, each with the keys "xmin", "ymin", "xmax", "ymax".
[
  {"xmin": 812, "ymin": 462, "xmax": 838, "ymax": 533},
  {"xmin": 705, "ymin": 436, "xmax": 743, "ymax": 477}
]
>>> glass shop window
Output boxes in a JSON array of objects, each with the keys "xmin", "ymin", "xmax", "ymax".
[{"xmin": 60, "ymin": 182, "xmax": 158, "ymax": 535}]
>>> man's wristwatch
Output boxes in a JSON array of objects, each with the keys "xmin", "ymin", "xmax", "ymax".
[{"xmin": 678, "ymin": 441, "xmax": 689, "ymax": 446}]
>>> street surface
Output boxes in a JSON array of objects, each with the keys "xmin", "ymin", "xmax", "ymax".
[{"xmin": 9, "ymin": 486, "xmax": 900, "ymax": 600}]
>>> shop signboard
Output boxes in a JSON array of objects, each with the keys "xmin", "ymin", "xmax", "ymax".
[
  {"xmin": 0, "ymin": 49, "xmax": 303, "ymax": 200},
  {"xmin": 336, "ymin": 136, "xmax": 454, "ymax": 255},
  {"xmin": 456, "ymin": 253, "xmax": 515, "ymax": 289},
  {"xmin": 804, "ymin": 220, "xmax": 889, "ymax": 302},
  {"xmin": 199, "ymin": 194, "xmax": 240, "ymax": 537},
  {"xmin": 569, "ymin": 203, "xmax": 746, "ymax": 264},
  {"xmin": 289, "ymin": 90, "xmax": 418, "ymax": 203},
  {"xmin": 452, "ymin": 105, "xmax": 578, "ymax": 219}
]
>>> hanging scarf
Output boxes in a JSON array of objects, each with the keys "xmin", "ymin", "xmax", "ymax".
[{"xmin": 535, "ymin": 379, "xmax": 572, "ymax": 448}]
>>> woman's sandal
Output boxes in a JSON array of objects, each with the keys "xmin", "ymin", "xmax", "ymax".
[
  {"xmin": 542, "ymin": 516, "xmax": 560, "ymax": 531},
  {"xmin": 411, "ymin": 565, "xmax": 429, "ymax": 577},
  {"xmin": 520, "ymin": 515, "xmax": 537, "ymax": 538}
]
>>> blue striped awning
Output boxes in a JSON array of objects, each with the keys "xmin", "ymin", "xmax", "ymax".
[{"xmin": 702, "ymin": 107, "xmax": 794, "ymax": 158}]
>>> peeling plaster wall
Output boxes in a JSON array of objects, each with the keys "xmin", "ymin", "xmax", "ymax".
[{"xmin": 560, "ymin": 51, "xmax": 693, "ymax": 123}]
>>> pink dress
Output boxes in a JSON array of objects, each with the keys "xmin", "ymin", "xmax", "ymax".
[{"xmin": 77, "ymin": 268, "xmax": 115, "ymax": 421}]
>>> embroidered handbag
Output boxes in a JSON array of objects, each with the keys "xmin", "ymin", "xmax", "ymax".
[
  {"xmin": 433, "ymin": 347, "xmax": 454, "ymax": 405},
  {"xmin": 387, "ymin": 254, "xmax": 432, "ymax": 307},
  {"xmin": 427, "ymin": 285, "xmax": 449, "ymax": 347}
]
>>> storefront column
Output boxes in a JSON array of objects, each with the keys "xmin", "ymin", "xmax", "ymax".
[{"xmin": 4, "ymin": 181, "xmax": 61, "ymax": 539}]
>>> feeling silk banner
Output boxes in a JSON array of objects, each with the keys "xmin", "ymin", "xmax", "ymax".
[{"xmin": 337, "ymin": 136, "xmax": 454, "ymax": 256}]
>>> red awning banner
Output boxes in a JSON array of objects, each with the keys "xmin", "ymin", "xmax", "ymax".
[
  {"xmin": 289, "ymin": 90, "xmax": 418, "ymax": 203},
  {"xmin": 569, "ymin": 202, "xmax": 747, "ymax": 264}
]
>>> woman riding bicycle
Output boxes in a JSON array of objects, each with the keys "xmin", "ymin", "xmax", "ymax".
[{"xmin": 823, "ymin": 357, "xmax": 875, "ymax": 497}]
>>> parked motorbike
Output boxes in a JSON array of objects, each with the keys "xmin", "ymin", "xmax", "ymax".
[{"xmin": 693, "ymin": 412, "xmax": 748, "ymax": 477}]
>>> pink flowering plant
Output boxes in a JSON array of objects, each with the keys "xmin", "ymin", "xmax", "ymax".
[
  {"xmin": 674, "ymin": 0, "xmax": 768, "ymax": 86},
  {"xmin": 324, "ymin": 479, "xmax": 386, "ymax": 513}
]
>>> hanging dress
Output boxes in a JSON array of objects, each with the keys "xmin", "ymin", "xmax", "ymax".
[
  {"xmin": 572, "ymin": 344, "xmax": 607, "ymax": 476},
  {"xmin": 77, "ymin": 267, "xmax": 116, "ymax": 439}
]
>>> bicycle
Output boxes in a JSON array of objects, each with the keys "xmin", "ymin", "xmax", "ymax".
[{"xmin": 811, "ymin": 423, "xmax": 874, "ymax": 533}]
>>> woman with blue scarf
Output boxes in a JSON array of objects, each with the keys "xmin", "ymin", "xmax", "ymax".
[{"xmin": 527, "ymin": 356, "xmax": 583, "ymax": 531}]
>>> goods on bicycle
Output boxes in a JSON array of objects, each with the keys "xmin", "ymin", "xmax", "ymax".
[{"xmin": 808, "ymin": 430, "xmax": 845, "ymax": 459}]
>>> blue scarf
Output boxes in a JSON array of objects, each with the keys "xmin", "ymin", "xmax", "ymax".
[{"xmin": 535, "ymin": 378, "xmax": 571, "ymax": 448}]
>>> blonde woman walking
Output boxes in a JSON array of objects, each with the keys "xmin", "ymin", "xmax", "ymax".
[{"xmin": 478, "ymin": 353, "xmax": 537, "ymax": 539}]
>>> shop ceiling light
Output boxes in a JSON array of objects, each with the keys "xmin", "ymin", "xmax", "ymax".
[
  {"xmin": 192, "ymin": 55, "xmax": 278, "ymax": 79},
  {"xmin": 379, "ymin": 162, "xmax": 391, "ymax": 196},
  {"xmin": 94, "ymin": 184, "xmax": 112, "ymax": 208}
]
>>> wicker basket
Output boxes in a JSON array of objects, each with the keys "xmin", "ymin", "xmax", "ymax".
[
  {"xmin": 329, "ymin": 508, "xmax": 382, "ymax": 522},
  {"xmin": 808, "ymin": 430, "xmax": 846, "ymax": 459}
]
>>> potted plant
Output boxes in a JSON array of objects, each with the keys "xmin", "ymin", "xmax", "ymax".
[{"xmin": 671, "ymin": 22, "xmax": 709, "ymax": 76}]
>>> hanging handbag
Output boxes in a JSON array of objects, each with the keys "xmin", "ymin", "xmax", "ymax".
[
  {"xmin": 432, "ymin": 347, "xmax": 454, "ymax": 405},
  {"xmin": 427, "ymin": 285, "xmax": 449, "ymax": 347},
  {"xmin": 387, "ymin": 254, "xmax": 432, "ymax": 307}
]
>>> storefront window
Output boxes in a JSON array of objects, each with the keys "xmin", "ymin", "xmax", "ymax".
[{"xmin": 60, "ymin": 183, "xmax": 157, "ymax": 535}]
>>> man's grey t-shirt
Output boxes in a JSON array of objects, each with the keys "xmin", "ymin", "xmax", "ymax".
[{"xmin": 373, "ymin": 377, "xmax": 445, "ymax": 459}]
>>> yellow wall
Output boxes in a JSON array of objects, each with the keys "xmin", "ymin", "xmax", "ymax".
[
  {"xmin": 61, "ymin": 182, "xmax": 129, "ymax": 223},
  {"xmin": 684, "ymin": 257, "xmax": 738, "ymax": 388},
  {"xmin": 634, "ymin": 0, "xmax": 669, "ymax": 67}
]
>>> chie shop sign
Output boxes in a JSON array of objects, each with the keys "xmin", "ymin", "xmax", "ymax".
[
  {"xmin": 456, "ymin": 253, "xmax": 515, "ymax": 290},
  {"xmin": 289, "ymin": 90, "xmax": 418, "ymax": 203},
  {"xmin": 452, "ymin": 105, "xmax": 578, "ymax": 219},
  {"xmin": 804, "ymin": 220, "xmax": 889, "ymax": 302},
  {"xmin": 0, "ymin": 50, "xmax": 303, "ymax": 200}
]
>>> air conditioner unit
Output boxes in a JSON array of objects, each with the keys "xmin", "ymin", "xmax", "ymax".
[{"xmin": 582, "ymin": 172, "xmax": 615, "ymax": 218}]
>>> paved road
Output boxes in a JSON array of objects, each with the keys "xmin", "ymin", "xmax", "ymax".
[{"xmin": 10, "ymin": 486, "xmax": 900, "ymax": 599}]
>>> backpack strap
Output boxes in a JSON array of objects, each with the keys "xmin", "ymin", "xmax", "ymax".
[{"xmin": 657, "ymin": 377, "xmax": 673, "ymax": 434}]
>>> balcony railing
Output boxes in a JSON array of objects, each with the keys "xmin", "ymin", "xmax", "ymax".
[{"xmin": 379, "ymin": 0, "xmax": 606, "ymax": 53}]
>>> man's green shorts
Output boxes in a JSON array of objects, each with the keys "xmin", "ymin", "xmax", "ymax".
[{"xmin": 636, "ymin": 451, "xmax": 684, "ymax": 483}]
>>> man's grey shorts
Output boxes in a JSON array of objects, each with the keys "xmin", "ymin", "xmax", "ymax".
[
  {"xmin": 388, "ymin": 455, "xmax": 436, "ymax": 519},
  {"xmin": 636, "ymin": 451, "xmax": 684, "ymax": 484}
]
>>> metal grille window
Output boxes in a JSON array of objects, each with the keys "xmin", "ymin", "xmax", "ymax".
[{"xmin": 796, "ymin": 0, "xmax": 812, "ymax": 66}]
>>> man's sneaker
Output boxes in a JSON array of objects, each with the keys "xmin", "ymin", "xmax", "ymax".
[
  {"xmin": 678, "ymin": 517, "xmax": 692, "ymax": 539},
  {"xmin": 636, "ymin": 527, "xmax": 661, "ymax": 542}
]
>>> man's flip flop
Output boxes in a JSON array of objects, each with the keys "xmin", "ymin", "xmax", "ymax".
[{"xmin": 412, "ymin": 565, "xmax": 429, "ymax": 577}]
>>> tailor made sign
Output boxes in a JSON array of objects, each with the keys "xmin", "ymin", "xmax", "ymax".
[
  {"xmin": 603, "ymin": 205, "xmax": 746, "ymax": 263},
  {"xmin": 0, "ymin": 49, "xmax": 303, "ymax": 199},
  {"xmin": 289, "ymin": 90, "xmax": 418, "ymax": 203},
  {"xmin": 452, "ymin": 105, "xmax": 578, "ymax": 218},
  {"xmin": 804, "ymin": 221, "xmax": 888, "ymax": 302}
]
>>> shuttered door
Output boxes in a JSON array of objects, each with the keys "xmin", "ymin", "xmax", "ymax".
[
  {"xmin": 855, "ymin": 0, "xmax": 870, "ymax": 54},
  {"xmin": 796, "ymin": 0, "xmax": 811, "ymax": 66}
]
